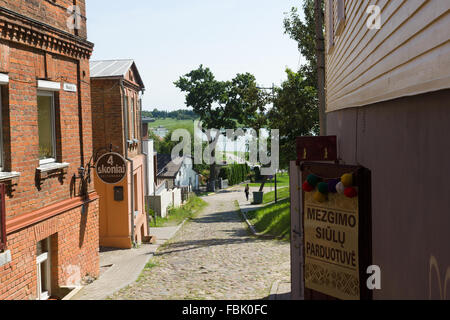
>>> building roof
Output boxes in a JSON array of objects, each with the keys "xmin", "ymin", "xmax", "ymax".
[
  {"xmin": 90, "ymin": 59, "xmax": 145, "ymax": 88},
  {"xmin": 157, "ymin": 154, "xmax": 183, "ymax": 178}
]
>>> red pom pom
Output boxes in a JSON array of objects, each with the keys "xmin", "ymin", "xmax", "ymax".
[
  {"xmin": 344, "ymin": 187, "xmax": 358, "ymax": 198},
  {"xmin": 302, "ymin": 181, "xmax": 314, "ymax": 192}
]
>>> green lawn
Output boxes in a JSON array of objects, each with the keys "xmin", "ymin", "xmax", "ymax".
[
  {"xmin": 151, "ymin": 195, "xmax": 207, "ymax": 227},
  {"xmin": 149, "ymin": 118, "xmax": 198, "ymax": 132},
  {"xmin": 249, "ymin": 172, "xmax": 290, "ymax": 188},
  {"xmin": 262, "ymin": 187, "xmax": 290, "ymax": 204},
  {"xmin": 245, "ymin": 198, "xmax": 291, "ymax": 241}
]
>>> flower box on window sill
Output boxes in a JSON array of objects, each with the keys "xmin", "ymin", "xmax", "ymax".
[{"xmin": 127, "ymin": 139, "xmax": 139, "ymax": 149}]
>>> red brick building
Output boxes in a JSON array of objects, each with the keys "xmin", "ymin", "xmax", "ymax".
[
  {"xmin": 90, "ymin": 59, "xmax": 148, "ymax": 249},
  {"xmin": 0, "ymin": 1, "xmax": 99, "ymax": 300}
]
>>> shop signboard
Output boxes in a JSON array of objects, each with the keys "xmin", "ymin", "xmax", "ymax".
[
  {"xmin": 95, "ymin": 153, "xmax": 127, "ymax": 185},
  {"xmin": 301, "ymin": 162, "xmax": 372, "ymax": 300}
]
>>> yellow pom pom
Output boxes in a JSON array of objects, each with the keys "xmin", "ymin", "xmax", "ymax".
[
  {"xmin": 314, "ymin": 191, "xmax": 327, "ymax": 203},
  {"xmin": 341, "ymin": 173, "xmax": 353, "ymax": 188}
]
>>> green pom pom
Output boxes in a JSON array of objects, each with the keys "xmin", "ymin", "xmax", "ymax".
[
  {"xmin": 307, "ymin": 174, "xmax": 320, "ymax": 187},
  {"xmin": 318, "ymin": 182, "xmax": 329, "ymax": 194}
]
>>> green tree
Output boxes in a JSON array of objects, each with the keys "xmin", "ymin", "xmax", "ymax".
[
  {"xmin": 284, "ymin": 0, "xmax": 319, "ymax": 87},
  {"xmin": 269, "ymin": 68, "xmax": 319, "ymax": 169},
  {"xmin": 284, "ymin": 0, "xmax": 326, "ymax": 134},
  {"xmin": 175, "ymin": 65, "xmax": 263, "ymax": 191}
]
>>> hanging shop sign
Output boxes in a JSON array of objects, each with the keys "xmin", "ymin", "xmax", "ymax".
[
  {"xmin": 95, "ymin": 152, "xmax": 127, "ymax": 185},
  {"xmin": 296, "ymin": 136, "xmax": 337, "ymax": 163},
  {"xmin": 301, "ymin": 162, "xmax": 371, "ymax": 300}
]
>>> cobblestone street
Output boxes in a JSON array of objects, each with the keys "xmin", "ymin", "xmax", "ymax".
[{"xmin": 111, "ymin": 188, "xmax": 291, "ymax": 300}]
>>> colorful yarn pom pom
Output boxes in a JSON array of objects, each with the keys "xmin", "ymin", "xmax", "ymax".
[
  {"xmin": 341, "ymin": 173, "xmax": 353, "ymax": 188},
  {"xmin": 307, "ymin": 174, "xmax": 320, "ymax": 187},
  {"xmin": 318, "ymin": 182, "xmax": 329, "ymax": 194},
  {"xmin": 344, "ymin": 187, "xmax": 358, "ymax": 198},
  {"xmin": 314, "ymin": 191, "xmax": 327, "ymax": 203},
  {"xmin": 336, "ymin": 182, "xmax": 345, "ymax": 195},
  {"xmin": 302, "ymin": 181, "xmax": 314, "ymax": 192}
]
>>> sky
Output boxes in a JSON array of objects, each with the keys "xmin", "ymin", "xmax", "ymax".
[{"xmin": 85, "ymin": 0, "xmax": 306, "ymax": 112}]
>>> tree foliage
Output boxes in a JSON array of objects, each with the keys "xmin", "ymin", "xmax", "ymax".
[
  {"xmin": 142, "ymin": 109, "xmax": 198, "ymax": 120},
  {"xmin": 262, "ymin": 0, "xmax": 323, "ymax": 169},
  {"xmin": 269, "ymin": 68, "xmax": 319, "ymax": 169},
  {"xmin": 174, "ymin": 65, "xmax": 268, "ymax": 190},
  {"xmin": 283, "ymin": 0, "xmax": 322, "ymax": 87},
  {"xmin": 174, "ymin": 65, "xmax": 268, "ymax": 131}
]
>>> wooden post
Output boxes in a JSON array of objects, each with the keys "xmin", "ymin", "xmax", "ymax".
[
  {"xmin": 290, "ymin": 161, "xmax": 304, "ymax": 300},
  {"xmin": 315, "ymin": 0, "xmax": 327, "ymax": 135}
]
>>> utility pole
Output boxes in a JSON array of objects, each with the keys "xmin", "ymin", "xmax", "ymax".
[
  {"xmin": 315, "ymin": 0, "xmax": 327, "ymax": 136},
  {"xmin": 256, "ymin": 84, "xmax": 278, "ymax": 203}
]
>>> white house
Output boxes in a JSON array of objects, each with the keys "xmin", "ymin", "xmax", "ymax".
[{"xmin": 157, "ymin": 154, "xmax": 199, "ymax": 191}]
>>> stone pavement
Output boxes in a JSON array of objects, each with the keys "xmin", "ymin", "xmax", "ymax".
[
  {"xmin": 71, "ymin": 224, "xmax": 185, "ymax": 300},
  {"xmin": 110, "ymin": 187, "xmax": 291, "ymax": 300}
]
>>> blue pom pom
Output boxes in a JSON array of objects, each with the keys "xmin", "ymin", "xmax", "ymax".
[{"xmin": 328, "ymin": 179, "xmax": 340, "ymax": 193}]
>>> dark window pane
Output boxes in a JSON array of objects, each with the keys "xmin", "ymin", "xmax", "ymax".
[{"xmin": 38, "ymin": 95, "xmax": 54, "ymax": 160}]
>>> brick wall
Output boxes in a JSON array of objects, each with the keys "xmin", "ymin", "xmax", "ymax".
[
  {"xmin": 91, "ymin": 79, "xmax": 143, "ymax": 159},
  {"xmin": 0, "ymin": 0, "xmax": 98, "ymax": 300},
  {"xmin": 91, "ymin": 79, "xmax": 125, "ymax": 156},
  {"xmin": 3, "ymin": 42, "xmax": 94, "ymax": 220},
  {"xmin": 0, "ymin": 198, "xmax": 99, "ymax": 300},
  {"xmin": 0, "ymin": 0, "xmax": 88, "ymax": 38}
]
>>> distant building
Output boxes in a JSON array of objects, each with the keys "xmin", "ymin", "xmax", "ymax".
[
  {"xmin": 156, "ymin": 154, "xmax": 199, "ymax": 190},
  {"xmin": 90, "ymin": 59, "xmax": 148, "ymax": 249},
  {"xmin": 151, "ymin": 126, "xmax": 169, "ymax": 139}
]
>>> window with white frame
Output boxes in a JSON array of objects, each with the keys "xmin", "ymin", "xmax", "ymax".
[
  {"xmin": 37, "ymin": 92, "xmax": 56, "ymax": 164},
  {"xmin": 36, "ymin": 238, "xmax": 51, "ymax": 300}
]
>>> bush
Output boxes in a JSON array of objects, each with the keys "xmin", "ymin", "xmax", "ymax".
[{"xmin": 219, "ymin": 163, "xmax": 250, "ymax": 186}]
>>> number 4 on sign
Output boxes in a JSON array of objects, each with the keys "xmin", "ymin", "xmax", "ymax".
[{"xmin": 107, "ymin": 156, "xmax": 114, "ymax": 166}]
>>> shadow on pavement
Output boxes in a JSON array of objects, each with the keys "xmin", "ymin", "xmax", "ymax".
[{"xmin": 153, "ymin": 209, "xmax": 270, "ymax": 257}]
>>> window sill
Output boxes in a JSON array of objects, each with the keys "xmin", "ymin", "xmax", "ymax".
[
  {"xmin": 37, "ymin": 162, "xmax": 69, "ymax": 173},
  {"xmin": 0, "ymin": 171, "xmax": 20, "ymax": 182}
]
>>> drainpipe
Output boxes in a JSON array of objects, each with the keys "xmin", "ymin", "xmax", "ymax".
[
  {"xmin": 139, "ymin": 90, "xmax": 151, "ymax": 236},
  {"xmin": 120, "ymin": 79, "xmax": 135, "ymax": 247}
]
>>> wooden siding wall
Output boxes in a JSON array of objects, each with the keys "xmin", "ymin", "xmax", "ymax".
[{"xmin": 325, "ymin": 0, "xmax": 450, "ymax": 112}]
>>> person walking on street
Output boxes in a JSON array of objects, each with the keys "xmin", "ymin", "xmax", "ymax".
[{"xmin": 245, "ymin": 184, "xmax": 250, "ymax": 202}]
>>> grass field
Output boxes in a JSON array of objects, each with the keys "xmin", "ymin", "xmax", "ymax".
[
  {"xmin": 151, "ymin": 195, "xmax": 207, "ymax": 227},
  {"xmin": 262, "ymin": 187, "xmax": 290, "ymax": 204},
  {"xmin": 249, "ymin": 172, "xmax": 290, "ymax": 188},
  {"xmin": 148, "ymin": 118, "xmax": 197, "ymax": 132},
  {"xmin": 245, "ymin": 198, "xmax": 290, "ymax": 241}
]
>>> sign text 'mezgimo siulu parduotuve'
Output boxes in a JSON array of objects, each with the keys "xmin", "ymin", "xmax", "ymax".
[{"xmin": 304, "ymin": 191, "xmax": 360, "ymax": 300}]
